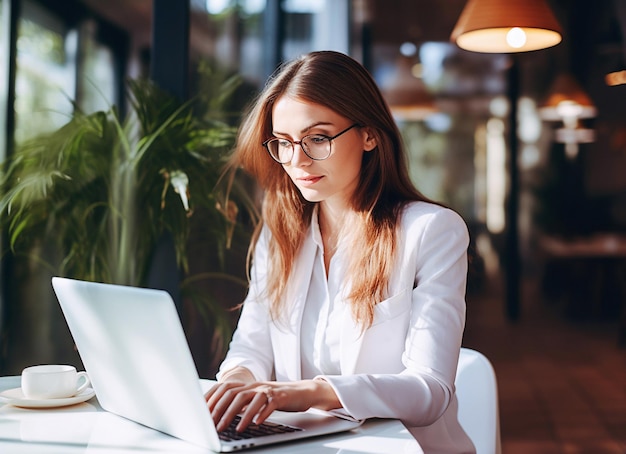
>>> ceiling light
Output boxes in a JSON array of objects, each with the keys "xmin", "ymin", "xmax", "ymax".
[
  {"xmin": 382, "ymin": 56, "xmax": 437, "ymax": 121},
  {"xmin": 539, "ymin": 73, "xmax": 597, "ymax": 126},
  {"xmin": 606, "ymin": 69, "xmax": 626, "ymax": 86},
  {"xmin": 451, "ymin": 0, "xmax": 562, "ymax": 53}
]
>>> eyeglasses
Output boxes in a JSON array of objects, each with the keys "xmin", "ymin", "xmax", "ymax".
[{"xmin": 262, "ymin": 123, "xmax": 361, "ymax": 164}]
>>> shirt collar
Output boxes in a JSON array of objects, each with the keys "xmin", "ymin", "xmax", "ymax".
[{"xmin": 311, "ymin": 205, "xmax": 324, "ymax": 250}]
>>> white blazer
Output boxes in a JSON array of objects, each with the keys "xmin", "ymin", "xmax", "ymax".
[{"xmin": 218, "ymin": 201, "xmax": 476, "ymax": 453}]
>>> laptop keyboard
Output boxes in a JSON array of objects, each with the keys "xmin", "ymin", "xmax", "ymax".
[{"xmin": 218, "ymin": 415, "xmax": 303, "ymax": 441}]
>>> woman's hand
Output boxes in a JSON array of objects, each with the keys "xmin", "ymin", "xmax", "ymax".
[{"xmin": 205, "ymin": 376, "xmax": 341, "ymax": 433}]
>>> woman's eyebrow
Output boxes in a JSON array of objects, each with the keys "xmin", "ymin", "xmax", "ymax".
[{"xmin": 273, "ymin": 121, "xmax": 334, "ymax": 137}]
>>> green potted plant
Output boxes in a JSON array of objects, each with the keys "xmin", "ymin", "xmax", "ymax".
[{"xmin": 0, "ymin": 64, "xmax": 257, "ymax": 374}]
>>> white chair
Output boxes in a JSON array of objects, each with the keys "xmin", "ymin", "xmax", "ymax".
[{"xmin": 455, "ymin": 347, "xmax": 502, "ymax": 454}]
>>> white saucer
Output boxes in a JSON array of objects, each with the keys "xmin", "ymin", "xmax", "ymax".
[{"xmin": 0, "ymin": 387, "xmax": 96, "ymax": 408}]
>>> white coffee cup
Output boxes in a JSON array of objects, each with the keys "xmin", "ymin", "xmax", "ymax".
[{"xmin": 21, "ymin": 365, "xmax": 90, "ymax": 399}]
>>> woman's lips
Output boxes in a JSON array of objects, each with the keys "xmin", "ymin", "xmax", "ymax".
[{"xmin": 297, "ymin": 175, "xmax": 323, "ymax": 186}]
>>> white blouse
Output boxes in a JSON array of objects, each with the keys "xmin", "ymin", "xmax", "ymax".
[{"xmin": 300, "ymin": 212, "xmax": 343, "ymax": 378}]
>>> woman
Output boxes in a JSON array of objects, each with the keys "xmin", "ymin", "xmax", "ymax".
[{"xmin": 206, "ymin": 50, "xmax": 474, "ymax": 453}]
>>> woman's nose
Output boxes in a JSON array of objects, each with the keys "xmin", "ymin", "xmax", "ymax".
[{"xmin": 289, "ymin": 142, "xmax": 312, "ymax": 167}]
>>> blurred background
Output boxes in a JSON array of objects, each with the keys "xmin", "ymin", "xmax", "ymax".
[{"xmin": 1, "ymin": 1, "xmax": 625, "ymax": 452}]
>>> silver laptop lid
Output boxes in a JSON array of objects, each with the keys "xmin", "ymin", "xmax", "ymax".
[{"xmin": 52, "ymin": 277, "xmax": 221, "ymax": 450}]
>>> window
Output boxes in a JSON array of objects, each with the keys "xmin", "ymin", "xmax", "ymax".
[
  {"xmin": 76, "ymin": 19, "xmax": 118, "ymax": 114},
  {"xmin": 282, "ymin": 0, "xmax": 349, "ymax": 59},
  {"xmin": 14, "ymin": 0, "xmax": 121, "ymax": 145},
  {"xmin": 14, "ymin": 0, "xmax": 75, "ymax": 144}
]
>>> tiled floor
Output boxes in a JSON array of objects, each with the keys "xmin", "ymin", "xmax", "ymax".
[{"xmin": 463, "ymin": 271, "xmax": 626, "ymax": 453}]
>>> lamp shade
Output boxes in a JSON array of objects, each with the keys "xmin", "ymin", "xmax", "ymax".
[
  {"xmin": 539, "ymin": 73, "xmax": 597, "ymax": 123},
  {"xmin": 382, "ymin": 56, "xmax": 437, "ymax": 121},
  {"xmin": 451, "ymin": 0, "xmax": 562, "ymax": 53}
]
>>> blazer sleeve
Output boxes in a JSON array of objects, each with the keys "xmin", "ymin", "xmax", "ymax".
[
  {"xmin": 319, "ymin": 206, "xmax": 469, "ymax": 427},
  {"xmin": 216, "ymin": 226, "xmax": 275, "ymax": 382}
]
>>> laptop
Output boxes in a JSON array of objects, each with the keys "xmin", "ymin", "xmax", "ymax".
[{"xmin": 51, "ymin": 277, "xmax": 362, "ymax": 452}]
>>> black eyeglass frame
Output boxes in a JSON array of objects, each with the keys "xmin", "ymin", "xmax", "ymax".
[{"xmin": 262, "ymin": 123, "xmax": 361, "ymax": 163}]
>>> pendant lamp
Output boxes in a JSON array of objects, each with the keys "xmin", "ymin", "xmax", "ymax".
[
  {"xmin": 382, "ymin": 55, "xmax": 437, "ymax": 121},
  {"xmin": 539, "ymin": 73, "xmax": 597, "ymax": 126},
  {"xmin": 451, "ymin": 0, "xmax": 562, "ymax": 53},
  {"xmin": 539, "ymin": 73, "xmax": 596, "ymax": 159}
]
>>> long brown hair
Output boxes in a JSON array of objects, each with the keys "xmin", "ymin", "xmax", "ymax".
[{"xmin": 229, "ymin": 51, "xmax": 431, "ymax": 328}]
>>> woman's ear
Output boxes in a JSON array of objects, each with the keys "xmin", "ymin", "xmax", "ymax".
[{"xmin": 362, "ymin": 127, "xmax": 377, "ymax": 152}]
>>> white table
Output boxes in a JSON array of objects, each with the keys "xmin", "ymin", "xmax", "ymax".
[{"xmin": 0, "ymin": 376, "xmax": 422, "ymax": 453}]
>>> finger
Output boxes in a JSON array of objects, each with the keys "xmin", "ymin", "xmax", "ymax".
[
  {"xmin": 236, "ymin": 391, "xmax": 269, "ymax": 431},
  {"xmin": 204, "ymin": 383, "xmax": 219, "ymax": 402},
  {"xmin": 206, "ymin": 385, "xmax": 228, "ymax": 412},
  {"xmin": 215, "ymin": 387, "xmax": 258, "ymax": 432},
  {"xmin": 206, "ymin": 382, "xmax": 242, "ymax": 412},
  {"xmin": 210, "ymin": 384, "xmax": 248, "ymax": 427},
  {"xmin": 253, "ymin": 388, "xmax": 277, "ymax": 426},
  {"xmin": 213, "ymin": 392, "xmax": 256, "ymax": 432}
]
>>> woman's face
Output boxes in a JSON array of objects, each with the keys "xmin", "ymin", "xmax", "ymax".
[{"xmin": 271, "ymin": 96, "xmax": 376, "ymax": 207}]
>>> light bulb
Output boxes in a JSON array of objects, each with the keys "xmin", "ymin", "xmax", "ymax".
[
  {"xmin": 556, "ymin": 100, "xmax": 583, "ymax": 121},
  {"xmin": 506, "ymin": 28, "xmax": 527, "ymax": 49}
]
